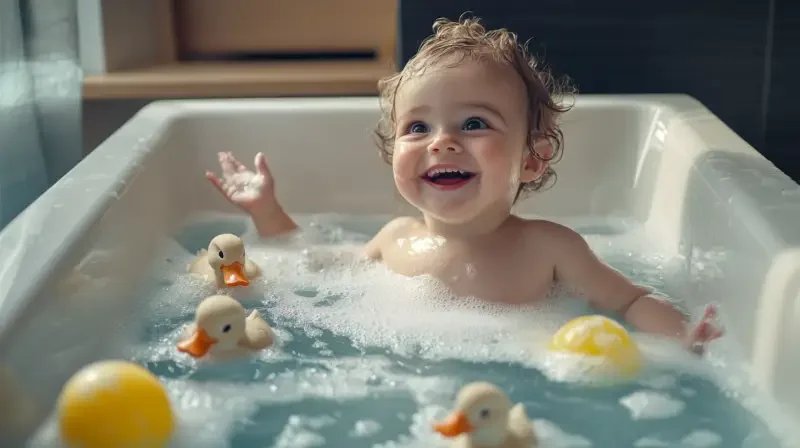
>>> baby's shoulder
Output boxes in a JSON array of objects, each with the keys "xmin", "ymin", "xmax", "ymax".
[
  {"xmin": 364, "ymin": 216, "xmax": 422, "ymax": 260},
  {"xmin": 517, "ymin": 217, "xmax": 583, "ymax": 246},
  {"xmin": 370, "ymin": 216, "xmax": 423, "ymax": 246},
  {"xmin": 380, "ymin": 216, "xmax": 422, "ymax": 235}
]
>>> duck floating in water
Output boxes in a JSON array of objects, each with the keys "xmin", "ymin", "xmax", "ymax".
[
  {"xmin": 188, "ymin": 234, "xmax": 261, "ymax": 288},
  {"xmin": 433, "ymin": 381, "xmax": 537, "ymax": 448},
  {"xmin": 177, "ymin": 295, "xmax": 274, "ymax": 360}
]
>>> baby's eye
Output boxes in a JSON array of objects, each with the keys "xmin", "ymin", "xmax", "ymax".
[
  {"xmin": 463, "ymin": 117, "xmax": 488, "ymax": 131},
  {"xmin": 409, "ymin": 122, "xmax": 429, "ymax": 134}
]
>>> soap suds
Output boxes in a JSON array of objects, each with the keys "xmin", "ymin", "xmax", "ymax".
[{"xmin": 619, "ymin": 390, "xmax": 685, "ymax": 420}]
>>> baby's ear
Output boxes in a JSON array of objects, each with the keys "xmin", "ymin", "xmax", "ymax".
[
  {"xmin": 519, "ymin": 138, "xmax": 552, "ymax": 183},
  {"xmin": 532, "ymin": 137, "xmax": 554, "ymax": 160}
]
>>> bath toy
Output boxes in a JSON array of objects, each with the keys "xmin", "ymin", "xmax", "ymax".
[
  {"xmin": 57, "ymin": 360, "xmax": 174, "ymax": 448},
  {"xmin": 177, "ymin": 294, "xmax": 274, "ymax": 360},
  {"xmin": 188, "ymin": 233, "xmax": 261, "ymax": 288},
  {"xmin": 546, "ymin": 315, "xmax": 642, "ymax": 380},
  {"xmin": 433, "ymin": 381, "xmax": 537, "ymax": 447}
]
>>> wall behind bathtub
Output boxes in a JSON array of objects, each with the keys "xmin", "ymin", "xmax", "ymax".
[
  {"xmin": 397, "ymin": 0, "xmax": 800, "ymax": 181},
  {"xmin": 82, "ymin": 1, "xmax": 800, "ymax": 182}
]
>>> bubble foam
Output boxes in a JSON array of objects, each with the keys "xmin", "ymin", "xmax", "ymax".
[{"xmin": 262, "ymin": 260, "xmax": 589, "ymax": 366}]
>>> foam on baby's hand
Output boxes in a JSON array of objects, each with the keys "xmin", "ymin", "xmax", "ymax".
[{"xmin": 225, "ymin": 171, "xmax": 264, "ymax": 202}]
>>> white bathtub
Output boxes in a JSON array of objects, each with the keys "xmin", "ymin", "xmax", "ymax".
[{"xmin": 1, "ymin": 94, "xmax": 799, "ymax": 445}]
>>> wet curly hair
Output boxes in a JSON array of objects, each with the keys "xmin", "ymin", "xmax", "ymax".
[{"xmin": 374, "ymin": 15, "xmax": 576, "ymax": 199}]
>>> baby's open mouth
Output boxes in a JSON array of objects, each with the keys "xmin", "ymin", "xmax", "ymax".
[{"xmin": 422, "ymin": 167, "xmax": 476, "ymax": 188}]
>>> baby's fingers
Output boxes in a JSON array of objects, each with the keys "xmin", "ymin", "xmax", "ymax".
[
  {"xmin": 205, "ymin": 171, "xmax": 227, "ymax": 195},
  {"xmin": 255, "ymin": 152, "xmax": 272, "ymax": 177},
  {"xmin": 702, "ymin": 303, "xmax": 717, "ymax": 320},
  {"xmin": 219, "ymin": 151, "xmax": 238, "ymax": 176}
]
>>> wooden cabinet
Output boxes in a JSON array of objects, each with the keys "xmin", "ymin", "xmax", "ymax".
[{"xmin": 83, "ymin": 0, "xmax": 397, "ymax": 99}]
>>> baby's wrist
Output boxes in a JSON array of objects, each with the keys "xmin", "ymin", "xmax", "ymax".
[
  {"xmin": 248, "ymin": 197, "xmax": 298, "ymax": 238},
  {"xmin": 250, "ymin": 197, "xmax": 285, "ymax": 219}
]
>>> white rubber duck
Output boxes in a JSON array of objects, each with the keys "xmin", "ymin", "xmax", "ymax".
[
  {"xmin": 433, "ymin": 381, "xmax": 537, "ymax": 448},
  {"xmin": 188, "ymin": 233, "xmax": 261, "ymax": 288},
  {"xmin": 177, "ymin": 295, "xmax": 274, "ymax": 360}
]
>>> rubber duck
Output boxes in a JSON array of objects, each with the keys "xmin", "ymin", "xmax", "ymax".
[
  {"xmin": 177, "ymin": 295, "xmax": 274, "ymax": 360},
  {"xmin": 188, "ymin": 234, "xmax": 261, "ymax": 288},
  {"xmin": 433, "ymin": 381, "xmax": 537, "ymax": 447}
]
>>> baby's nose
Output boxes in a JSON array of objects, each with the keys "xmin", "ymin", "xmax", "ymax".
[{"xmin": 428, "ymin": 136, "xmax": 463, "ymax": 154}]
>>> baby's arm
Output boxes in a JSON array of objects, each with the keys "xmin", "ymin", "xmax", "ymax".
[{"xmin": 545, "ymin": 223, "xmax": 722, "ymax": 352}]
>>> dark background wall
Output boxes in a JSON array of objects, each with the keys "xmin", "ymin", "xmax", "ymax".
[{"xmin": 398, "ymin": 0, "xmax": 799, "ymax": 181}]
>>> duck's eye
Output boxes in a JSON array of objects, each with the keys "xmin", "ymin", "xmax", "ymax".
[
  {"xmin": 222, "ymin": 324, "xmax": 232, "ymax": 333},
  {"xmin": 479, "ymin": 408, "xmax": 490, "ymax": 419},
  {"xmin": 218, "ymin": 250, "xmax": 224, "ymax": 259}
]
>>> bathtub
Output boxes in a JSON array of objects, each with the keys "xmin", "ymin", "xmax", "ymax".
[{"xmin": 1, "ymin": 94, "xmax": 799, "ymax": 445}]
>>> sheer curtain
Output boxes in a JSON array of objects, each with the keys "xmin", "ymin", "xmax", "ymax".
[{"xmin": 0, "ymin": 0, "xmax": 82, "ymax": 228}]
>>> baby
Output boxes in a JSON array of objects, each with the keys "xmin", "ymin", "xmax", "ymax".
[{"xmin": 206, "ymin": 16, "xmax": 722, "ymax": 354}]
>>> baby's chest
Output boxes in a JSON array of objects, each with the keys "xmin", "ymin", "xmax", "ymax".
[{"xmin": 379, "ymin": 240, "xmax": 553, "ymax": 303}]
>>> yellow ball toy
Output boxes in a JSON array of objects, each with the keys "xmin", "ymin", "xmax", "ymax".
[
  {"xmin": 547, "ymin": 315, "xmax": 642, "ymax": 380},
  {"xmin": 57, "ymin": 360, "xmax": 174, "ymax": 448}
]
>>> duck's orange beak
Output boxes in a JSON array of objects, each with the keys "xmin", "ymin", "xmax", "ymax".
[
  {"xmin": 221, "ymin": 261, "xmax": 249, "ymax": 287},
  {"xmin": 433, "ymin": 412, "xmax": 473, "ymax": 438},
  {"xmin": 177, "ymin": 328, "xmax": 217, "ymax": 358}
]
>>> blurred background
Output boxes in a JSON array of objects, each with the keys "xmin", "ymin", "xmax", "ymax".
[{"xmin": 1, "ymin": 0, "xmax": 798, "ymax": 228}]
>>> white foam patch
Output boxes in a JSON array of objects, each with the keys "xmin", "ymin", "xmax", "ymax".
[
  {"xmin": 620, "ymin": 390, "xmax": 685, "ymax": 420},
  {"xmin": 273, "ymin": 415, "xmax": 335, "ymax": 448},
  {"xmin": 680, "ymin": 429, "xmax": 722, "ymax": 447},
  {"xmin": 532, "ymin": 419, "xmax": 592, "ymax": 447},
  {"xmin": 634, "ymin": 437, "xmax": 670, "ymax": 447},
  {"xmin": 372, "ymin": 404, "xmax": 448, "ymax": 447},
  {"xmin": 350, "ymin": 419, "xmax": 382, "ymax": 438}
]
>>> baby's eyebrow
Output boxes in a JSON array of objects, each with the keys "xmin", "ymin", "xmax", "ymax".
[
  {"xmin": 458, "ymin": 102, "xmax": 506, "ymax": 125},
  {"xmin": 403, "ymin": 105, "xmax": 431, "ymax": 117}
]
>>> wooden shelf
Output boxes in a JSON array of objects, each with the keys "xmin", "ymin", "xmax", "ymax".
[{"xmin": 83, "ymin": 60, "xmax": 395, "ymax": 100}]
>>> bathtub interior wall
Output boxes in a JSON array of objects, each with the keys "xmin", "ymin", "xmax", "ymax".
[
  {"xmin": 0, "ymin": 95, "xmax": 799, "ymax": 444},
  {"xmin": 176, "ymin": 98, "xmax": 662, "ymax": 222},
  {"xmin": 0, "ymin": 113, "xmax": 196, "ymax": 445}
]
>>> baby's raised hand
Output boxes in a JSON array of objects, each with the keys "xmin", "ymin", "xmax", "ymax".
[
  {"xmin": 684, "ymin": 303, "xmax": 724, "ymax": 355},
  {"xmin": 206, "ymin": 152, "xmax": 277, "ymax": 214}
]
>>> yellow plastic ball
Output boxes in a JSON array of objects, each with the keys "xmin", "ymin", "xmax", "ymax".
[
  {"xmin": 548, "ymin": 315, "xmax": 642, "ymax": 378},
  {"xmin": 57, "ymin": 360, "xmax": 174, "ymax": 448}
]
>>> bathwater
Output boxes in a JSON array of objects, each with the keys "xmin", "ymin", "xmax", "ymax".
[{"xmin": 31, "ymin": 214, "xmax": 795, "ymax": 447}]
